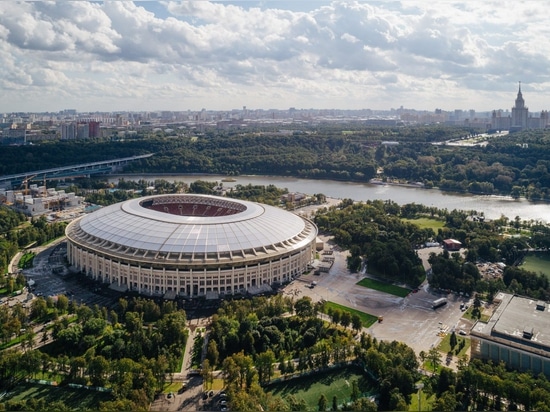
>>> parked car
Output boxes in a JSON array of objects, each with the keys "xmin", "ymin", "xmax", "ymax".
[{"xmin": 178, "ymin": 382, "xmax": 188, "ymax": 394}]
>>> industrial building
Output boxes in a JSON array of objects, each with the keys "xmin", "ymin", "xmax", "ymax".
[
  {"xmin": 443, "ymin": 239, "xmax": 462, "ymax": 251},
  {"xmin": 470, "ymin": 292, "xmax": 550, "ymax": 377},
  {"xmin": 65, "ymin": 194, "xmax": 318, "ymax": 298}
]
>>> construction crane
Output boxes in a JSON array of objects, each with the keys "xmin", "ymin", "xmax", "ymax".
[{"xmin": 20, "ymin": 174, "xmax": 38, "ymax": 196}]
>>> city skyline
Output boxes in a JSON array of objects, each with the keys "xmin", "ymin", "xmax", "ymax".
[{"xmin": 2, "ymin": 1, "xmax": 550, "ymax": 113}]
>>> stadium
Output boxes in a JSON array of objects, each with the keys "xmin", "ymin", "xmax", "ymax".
[{"xmin": 65, "ymin": 194, "xmax": 318, "ymax": 298}]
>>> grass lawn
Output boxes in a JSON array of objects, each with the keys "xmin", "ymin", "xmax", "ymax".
[
  {"xmin": 409, "ymin": 383, "xmax": 434, "ymax": 411},
  {"xmin": 356, "ymin": 277, "xmax": 411, "ymax": 298},
  {"xmin": 18, "ymin": 252, "xmax": 35, "ymax": 269},
  {"xmin": 520, "ymin": 253, "xmax": 550, "ymax": 278},
  {"xmin": 322, "ymin": 301, "xmax": 379, "ymax": 327},
  {"xmin": 401, "ymin": 217, "xmax": 445, "ymax": 231},
  {"xmin": 209, "ymin": 378, "xmax": 225, "ymax": 391},
  {"xmin": 164, "ymin": 381, "xmax": 183, "ymax": 394},
  {"xmin": 4, "ymin": 382, "xmax": 113, "ymax": 409},
  {"xmin": 421, "ymin": 332, "xmax": 471, "ymax": 374},
  {"xmin": 461, "ymin": 306, "xmax": 489, "ymax": 322},
  {"xmin": 267, "ymin": 367, "xmax": 374, "ymax": 410},
  {"xmin": 438, "ymin": 332, "xmax": 471, "ymax": 357}
]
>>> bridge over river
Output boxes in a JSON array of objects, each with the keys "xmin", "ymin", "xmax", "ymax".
[{"xmin": 0, "ymin": 153, "xmax": 153, "ymax": 189}]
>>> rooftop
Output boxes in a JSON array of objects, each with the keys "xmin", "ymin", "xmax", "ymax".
[{"xmin": 473, "ymin": 293, "xmax": 550, "ymax": 354}]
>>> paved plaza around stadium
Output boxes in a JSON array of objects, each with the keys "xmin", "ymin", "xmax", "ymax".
[{"xmin": 291, "ymin": 241, "xmax": 473, "ymax": 356}]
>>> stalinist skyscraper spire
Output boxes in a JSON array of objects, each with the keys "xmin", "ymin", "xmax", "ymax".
[{"xmin": 511, "ymin": 81, "xmax": 528, "ymax": 132}]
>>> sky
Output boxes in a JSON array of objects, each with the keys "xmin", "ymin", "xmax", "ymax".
[{"xmin": 1, "ymin": 0, "xmax": 550, "ymax": 113}]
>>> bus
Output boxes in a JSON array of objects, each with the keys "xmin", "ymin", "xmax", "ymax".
[{"xmin": 432, "ymin": 297, "xmax": 447, "ymax": 309}]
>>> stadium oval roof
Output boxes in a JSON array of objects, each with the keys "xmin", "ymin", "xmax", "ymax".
[{"xmin": 70, "ymin": 194, "xmax": 315, "ymax": 258}]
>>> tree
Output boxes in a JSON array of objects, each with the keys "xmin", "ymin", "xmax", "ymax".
[
  {"xmin": 318, "ymin": 394, "xmax": 328, "ymax": 411},
  {"xmin": 287, "ymin": 395, "xmax": 308, "ymax": 412},
  {"xmin": 419, "ymin": 350, "xmax": 426, "ymax": 366},
  {"xmin": 351, "ymin": 314, "xmax": 362, "ymax": 333},
  {"xmin": 389, "ymin": 388, "xmax": 409, "ymax": 411},
  {"xmin": 428, "ymin": 347, "xmax": 442, "ymax": 373},
  {"xmin": 437, "ymin": 368, "xmax": 456, "ymax": 395},
  {"xmin": 350, "ymin": 379, "xmax": 360, "ymax": 402},
  {"xmin": 232, "ymin": 351, "xmax": 256, "ymax": 389},
  {"xmin": 206, "ymin": 339, "xmax": 219, "ymax": 367},
  {"xmin": 255, "ymin": 350, "xmax": 276, "ymax": 385},
  {"xmin": 294, "ymin": 297, "xmax": 315, "ymax": 318},
  {"xmin": 278, "ymin": 357, "xmax": 287, "ymax": 376},
  {"xmin": 222, "ymin": 357, "xmax": 239, "ymax": 390},
  {"xmin": 340, "ymin": 311, "xmax": 352, "ymax": 329},
  {"xmin": 332, "ymin": 395, "xmax": 338, "ymax": 411},
  {"xmin": 267, "ymin": 396, "xmax": 290, "ymax": 412},
  {"xmin": 88, "ymin": 355, "xmax": 109, "ymax": 386},
  {"xmin": 22, "ymin": 331, "xmax": 36, "ymax": 352},
  {"xmin": 351, "ymin": 397, "xmax": 377, "ymax": 412},
  {"xmin": 286, "ymin": 359, "xmax": 295, "ymax": 374},
  {"xmin": 29, "ymin": 298, "xmax": 48, "ymax": 321},
  {"xmin": 433, "ymin": 390, "xmax": 458, "ymax": 411},
  {"xmin": 449, "ymin": 331, "xmax": 457, "ymax": 351},
  {"xmin": 331, "ymin": 309, "xmax": 341, "ymax": 325},
  {"xmin": 201, "ymin": 359, "xmax": 213, "ymax": 390},
  {"xmin": 76, "ymin": 304, "xmax": 93, "ymax": 323}
]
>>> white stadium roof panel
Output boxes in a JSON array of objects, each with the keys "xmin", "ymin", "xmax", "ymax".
[{"xmin": 73, "ymin": 194, "xmax": 312, "ymax": 258}]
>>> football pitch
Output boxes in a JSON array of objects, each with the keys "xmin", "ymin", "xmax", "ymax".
[{"xmin": 268, "ymin": 366, "xmax": 374, "ymax": 410}]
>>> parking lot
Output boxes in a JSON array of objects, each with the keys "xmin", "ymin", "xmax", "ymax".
[
  {"xmin": 292, "ymin": 242, "xmax": 474, "ymax": 356},
  {"xmin": 20, "ymin": 240, "xmax": 120, "ymax": 310}
]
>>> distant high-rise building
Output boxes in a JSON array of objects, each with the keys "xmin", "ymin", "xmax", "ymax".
[
  {"xmin": 1, "ymin": 128, "xmax": 26, "ymax": 145},
  {"xmin": 77, "ymin": 122, "xmax": 90, "ymax": 139},
  {"xmin": 88, "ymin": 121, "xmax": 100, "ymax": 138},
  {"xmin": 60, "ymin": 122, "xmax": 77, "ymax": 140},
  {"xmin": 491, "ymin": 83, "xmax": 548, "ymax": 132},
  {"xmin": 511, "ymin": 82, "xmax": 528, "ymax": 132}
]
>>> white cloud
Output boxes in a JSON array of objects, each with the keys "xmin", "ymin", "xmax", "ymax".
[{"xmin": 1, "ymin": 1, "xmax": 550, "ymax": 111}]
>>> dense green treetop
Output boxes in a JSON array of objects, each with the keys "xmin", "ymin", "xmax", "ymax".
[{"xmin": 2, "ymin": 125, "xmax": 550, "ymax": 199}]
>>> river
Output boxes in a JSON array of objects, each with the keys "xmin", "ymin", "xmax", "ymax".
[{"xmin": 109, "ymin": 174, "xmax": 549, "ymax": 223}]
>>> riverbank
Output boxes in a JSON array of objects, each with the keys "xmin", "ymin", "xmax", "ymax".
[
  {"xmin": 369, "ymin": 178, "xmax": 425, "ymax": 188},
  {"xmin": 107, "ymin": 173, "xmax": 548, "ymax": 223}
]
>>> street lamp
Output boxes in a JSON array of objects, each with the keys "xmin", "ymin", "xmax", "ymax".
[{"xmin": 415, "ymin": 382, "xmax": 424, "ymax": 412}]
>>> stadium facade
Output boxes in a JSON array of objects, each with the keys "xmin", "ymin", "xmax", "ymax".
[{"xmin": 66, "ymin": 194, "xmax": 318, "ymax": 297}]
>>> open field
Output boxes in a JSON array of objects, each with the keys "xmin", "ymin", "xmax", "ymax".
[
  {"xmin": 267, "ymin": 367, "xmax": 374, "ymax": 410},
  {"xmin": 520, "ymin": 253, "xmax": 550, "ymax": 278},
  {"xmin": 402, "ymin": 217, "xmax": 445, "ymax": 231},
  {"xmin": 322, "ymin": 301, "xmax": 379, "ymax": 327},
  {"xmin": 356, "ymin": 277, "xmax": 411, "ymax": 297}
]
